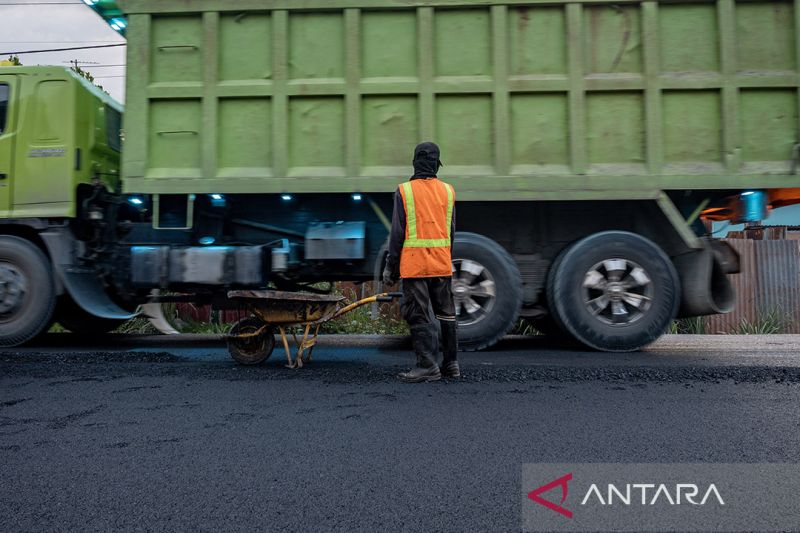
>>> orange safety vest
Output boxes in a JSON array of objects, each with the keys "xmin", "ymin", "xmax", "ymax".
[{"xmin": 398, "ymin": 178, "xmax": 455, "ymax": 279}]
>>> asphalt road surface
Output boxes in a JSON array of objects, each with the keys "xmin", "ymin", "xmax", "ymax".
[{"xmin": 2, "ymin": 334, "xmax": 800, "ymax": 532}]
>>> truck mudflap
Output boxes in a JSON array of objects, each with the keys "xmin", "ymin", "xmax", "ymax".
[
  {"xmin": 674, "ymin": 239, "xmax": 738, "ymax": 318},
  {"xmin": 140, "ymin": 300, "xmax": 180, "ymax": 335},
  {"xmin": 40, "ymin": 229, "xmax": 137, "ymax": 320},
  {"xmin": 60, "ymin": 268, "xmax": 138, "ymax": 320}
]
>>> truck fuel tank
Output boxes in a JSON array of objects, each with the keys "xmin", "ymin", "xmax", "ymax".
[
  {"xmin": 305, "ymin": 221, "xmax": 365, "ymax": 261},
  {"xmin": 130, "ymin": 245, "xmax": 267, "ymax": 288}
]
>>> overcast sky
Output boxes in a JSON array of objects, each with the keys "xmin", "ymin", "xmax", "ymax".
[{"xmin": 0, "ymin": 0, "xmax": 126, "ymax": 101}]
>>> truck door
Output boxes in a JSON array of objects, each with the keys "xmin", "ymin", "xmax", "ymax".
[{"xmin": 0, "ymin": 75, "xmax": 15, "ymax": 214}]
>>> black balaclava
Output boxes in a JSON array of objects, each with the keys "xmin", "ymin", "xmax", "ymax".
[{"xmin": 412, "ymin": 142, "xmax": 443, "ymax": 179}]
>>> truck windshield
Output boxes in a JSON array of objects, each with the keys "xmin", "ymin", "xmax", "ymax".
[
  {"xmin": 106, "ymin": 104, "xmax": 121, "ymax": 152},
  {"xmin": 0, "ymin": 84, "xmax": 8, "ymax": 135}
]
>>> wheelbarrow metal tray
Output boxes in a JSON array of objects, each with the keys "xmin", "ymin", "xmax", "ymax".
[{"xmin": 228, "ymin": 290, "xmax": 345, "ymax": 325}]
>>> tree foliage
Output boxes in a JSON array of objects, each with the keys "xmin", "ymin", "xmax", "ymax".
[
  {"xmin": 1, "ymin": 55, "xmax": 22, "ymax": 66},
  {"xmin": 69, "ymin": 61, "xmax": 108, "ymax": 94}
]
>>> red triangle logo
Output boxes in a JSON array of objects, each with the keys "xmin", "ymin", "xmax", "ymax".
[{"xmin": 527, "ymin": 472, "xmax": 573, "ymax": 519}]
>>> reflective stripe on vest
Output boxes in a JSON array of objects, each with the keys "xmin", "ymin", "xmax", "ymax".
[{"xmin": 401, "ymin": 181, "xmax": 454, "ymax": 249}]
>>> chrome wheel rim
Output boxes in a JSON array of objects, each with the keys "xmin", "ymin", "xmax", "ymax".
[
  {"xmin": 0, "ymin": 263, "xmax": 27, "ymax": 319},
  {"xmin": 452, "ymin": 259, "xmax": 497, "ymax": 326},
  {"xmin": 582, "ymin": 258, "xmax": 654, "ymax": 326}
]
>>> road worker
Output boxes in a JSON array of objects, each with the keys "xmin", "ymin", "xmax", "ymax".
[{"xmin": 383, "ymin": 142, "xmax": 459, "ymax": 383}]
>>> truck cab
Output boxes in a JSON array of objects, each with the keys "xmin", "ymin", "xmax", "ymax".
[
  {"xmin": 0, "ymin": 66, "xmax": 126, "ymax": 342},
  {"xmin": 0, "ymin": 66, "xmax": 122, "ymax": 218}
]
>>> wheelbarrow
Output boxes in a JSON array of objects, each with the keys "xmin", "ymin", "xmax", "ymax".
[{"xmin": 225, "ymin": 290, "xmax": 403, "ymax": 368}]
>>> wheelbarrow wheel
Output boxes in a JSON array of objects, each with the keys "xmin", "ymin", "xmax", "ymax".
[{"xmin": 227, "ymin": 317, "xmax": 275, "ymax": 365}]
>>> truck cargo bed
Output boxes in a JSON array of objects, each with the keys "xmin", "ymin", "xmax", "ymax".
[{"xmin": 119, "ymin": 0, "xmax": 800, "ymax": 199}]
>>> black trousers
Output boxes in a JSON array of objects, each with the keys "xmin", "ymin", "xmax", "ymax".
[{"xmin": 401, "ymin": 277, "xmax": 456, "ymax": 326}]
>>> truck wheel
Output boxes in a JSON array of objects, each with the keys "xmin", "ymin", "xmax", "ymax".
[
  {"xmin": 56, "ymin": 295, "xmax": 127, "ymax": 335},
  {"xmin": 452, "ymin": 232, "xmax": 522, "ymax": 351},
  {"xmin": 548, "ymin": 231, "xmax": 679, "ymax": 352},
  {"xmin": 0, "ymin": 236, "xmax": 57, "ymax": 346}
]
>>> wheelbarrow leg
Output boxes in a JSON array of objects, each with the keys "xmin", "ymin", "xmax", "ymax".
[
  {"xmin": 304, "ymin": 325, "xmax": 321, "ymax": 363},
  {"xmin": 295, "ymin": 324, "xmax": 312, "ymax": 368},
  {"xmin": 278, "ymin": 326, "xmax": 295, "ymax": 368}
]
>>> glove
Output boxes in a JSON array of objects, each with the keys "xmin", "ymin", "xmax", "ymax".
[{"xmin": 382, "ymin": 264, "xmax": 399, "ymax": 285}]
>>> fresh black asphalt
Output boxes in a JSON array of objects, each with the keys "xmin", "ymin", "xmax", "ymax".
[{"xmin": 1, "ymin": 335, "xmax": 799, "ymax": 532}]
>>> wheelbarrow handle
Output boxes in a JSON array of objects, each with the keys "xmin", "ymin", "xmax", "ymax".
[{"xmin": 331, "ymin": 292, "xmax": 403, "ymax": 320}]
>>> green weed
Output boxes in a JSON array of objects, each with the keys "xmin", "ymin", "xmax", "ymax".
[
  {"xmin": 179, "ymin": 319, "xmax": 232, "ymax": 335},
  {"xmin": 114, "ymin": 317, "xmax": 160, "ymax": 335},
  {"xmin": 669, "ymin": 317, "xmax": 707, "ymax": 335},
  {"xmin": 735, "ymin": 308, "xmax": 790, "ymax": 335},
  {"xmin": 511, "ymin": 318, "xmax": 545, "ymax": 336},
  {"xmin": 319, "ymin": 286, "xmax": 408, "ymax": 335}
]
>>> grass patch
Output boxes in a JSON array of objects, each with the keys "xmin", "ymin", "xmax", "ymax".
[
  {"xmin": 318, "ymin": 286, "xmax": 408, "ymax": 335},
  {"xmin": 114, "ymin": 317, "xmax": 160, "ymax": 335},
  {"xmin": 511, "ymin": 318, "xmax": 545, "ymax": 336},
  {"xmin": 669, "ymin": 317, "xmax": 707, "ymax": 335},
  {"xmin": 178, "ymin": 320, "xmax": 232, "ymax": 335},
  {"xmin": 735, "ymin": 308, "xmax": 790, "ymax": 335}
]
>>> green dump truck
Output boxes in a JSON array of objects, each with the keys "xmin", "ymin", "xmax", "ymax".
[{"xmin": 0, "ymin": 0, "xmax": 798, "ymax": 352}]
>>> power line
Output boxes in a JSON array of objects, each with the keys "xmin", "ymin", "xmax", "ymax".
[
  {"xmin": 63, "ymin": 60, "xmax": 125, "ymax": 67},
  {"xmin": 1, "ymin": 43, "xmax": 125, "ymax": 55},
  {"xmin": 0, "ymin": 2, "xmax": 85, "ymax": 5},
  {"xmin": 0, "ymin": 40, "xmax": 121, "ymax": 44}
]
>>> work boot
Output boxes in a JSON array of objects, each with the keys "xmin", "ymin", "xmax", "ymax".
[
  {"xmin": 399, "ymin": 324, "xmax": 441, "ymax": 383},
  {"xmin": 440, "ymin": 320, "xmax": 460, "ymax": 378},
  {"xmin": 398, "ymin": 365, "xmax": 441, "ymax": 383},
  {"xmin": 440, "ymin": 361, "xmax": 461, "ymax": 379}
]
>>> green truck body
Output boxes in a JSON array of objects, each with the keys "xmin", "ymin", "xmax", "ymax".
[{"xmin": 116, "ymin": 0, "xmax": 800, "ymax": 200}]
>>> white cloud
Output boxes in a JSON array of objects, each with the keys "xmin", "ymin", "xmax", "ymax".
[{"xmin": 0, "ymin": 0, "xmax": 126, "ymax": 101}]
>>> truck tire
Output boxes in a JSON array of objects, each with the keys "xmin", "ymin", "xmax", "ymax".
[
  {"xmin": 0, "ymin": 236, "xmax": 57, "ymax": 346},
  {"xmin": 547, "ymin": 231, "xmax": 679, "ymax": 352},
  {"xmin": 542, "ymin": 244, "xmax": 576, "ymax": 338},
  {"xmin": 453, "ymin": 232, "xmax": 522, "ymax": 351},
  {"xmin": 56, "ymin": 295, "xmax": 127, "ymax": 335}
]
